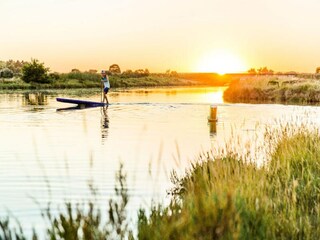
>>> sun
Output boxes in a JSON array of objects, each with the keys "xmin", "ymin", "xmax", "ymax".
[{"xmin": 195, "ymin": 50, "xmax": 247, "ymax": 75}]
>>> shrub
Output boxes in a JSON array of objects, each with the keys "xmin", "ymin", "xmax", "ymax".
[
  {"xmin": 0, "ymin": 68, "xmax": 14, "ymax": 78},
  {"xmin": 48, "ymin": 72, "xmax": 60, "ymax": 81},
  {"xmin": 109, "ymin": 64, "xmax": 121, "ymax": 74},
  {"xmin": 121, "ymin": 69, "xmax": 150, "ymax": 78},
  {"xmin": 21, "ymin": 59, "xmax": 50, "ymax": 83}
]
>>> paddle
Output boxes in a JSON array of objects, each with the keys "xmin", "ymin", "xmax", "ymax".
[{"xmin": 101, "ymin": 83, "xmax": 103, "ymax": 103}]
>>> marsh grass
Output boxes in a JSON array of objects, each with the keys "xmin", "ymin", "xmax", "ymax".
[
  {"xmin": 0, "ymin": 72, "xmax": 237, "ymax": 90},
  {"xmin": 224, "ymin": 75, "xmax": 320, "ymax": 103},
  {"xmin": 137, "ymin": 124, "xmax": 320, "ymax": 239},
  {"xmin": 1, "ymin": 124, "xmax": 320, "ymax": 239},
  {"xmin": 0, "ymin": 74, "xmax": 198, "ymax": 91},
  {"xmin": 0, "ymin": 164, "xmax": 133, "ymax": 240}
]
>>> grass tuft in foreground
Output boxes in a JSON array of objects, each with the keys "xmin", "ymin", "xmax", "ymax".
[{"xmin": 138, "ymin": 126, "xmax": 320, "ymax": 239}]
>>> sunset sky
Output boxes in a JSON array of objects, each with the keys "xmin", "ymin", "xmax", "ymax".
[{"xmin": 1, "ymin": 0, "xmax": 319, "ymax": 73}]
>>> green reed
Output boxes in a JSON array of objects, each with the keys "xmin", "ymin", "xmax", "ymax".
[
  {"xmin": 224, "ymin": 75, "xmax": 320, "ymax": 103},
  {"xmin": 137, "ymin": 124, "xmax": 320, "ymax": 239}
]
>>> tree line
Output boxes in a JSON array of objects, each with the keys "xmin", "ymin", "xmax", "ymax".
[
  {"xmin": 0, "ymin": 59, "xmax": 167, "ymax": 84},
  {"xmin": 0, "ymin": 60, "xmax": 27, "ymax": 78},
  {"xmin": 248, "ymin": 66, "xmax": 320, "ymax": 75},
  {"xmin": 71, "ymin": 64, "xmax": 151, "ymax": 77}
]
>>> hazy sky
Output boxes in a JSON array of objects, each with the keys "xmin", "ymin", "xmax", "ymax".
[{"xmin": 1, "ymin": 0, "xmax": 319, "ymax": 73}]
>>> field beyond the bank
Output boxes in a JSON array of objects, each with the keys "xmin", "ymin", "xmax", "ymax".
[{"xmin": 224, "ymin": 75, "xmax": 320, "ymax": 103}]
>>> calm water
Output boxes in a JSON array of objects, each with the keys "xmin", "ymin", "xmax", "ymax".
[{"xmin": 1, "ymin": 87, "xmax": 320, "ymax": 232}]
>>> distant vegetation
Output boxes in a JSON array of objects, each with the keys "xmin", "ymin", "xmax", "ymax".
[
  {"xmin": 247, "ymin": 66, "xmax": 274, "ymax": 75},
  {"xmin": 1, "ymin": 124, "xmax": 320, "ymax": 239},
  {"xmin": 0, "ymin": 59, "xmax": 236, "ymax": 90},
  {"xmin": 223, "ymin": 66, "xmax": 320, "ymax": 103},
  {"xmin": 224, "ymin": 75, "xmax": 320, "ymax": 103},
  {"xmin": 21, "ymin": 59, "xmax": 51, "ymax": 84},
  {"xmin": 0, "ymin": 68, "xmax": 13, "ymax": 78},
  {"xmin": 109, "ymin": 63, "xmax": 121, "ymax": 74},
  {"xmin": 0, "ymin": 59, "xmax": 27, "ymax": 75},
  {"xmin": 2, "ymin": 59, "xmax": 319, "ymax": 97}
]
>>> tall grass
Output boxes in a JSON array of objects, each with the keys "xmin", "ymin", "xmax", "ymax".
[
  {"xmin": 0, "ymin": 72, "xmax": 240, "ymax": 90},
  {"xmin": 224, "ymin": 75, "xmax": 320, "ymax": 103},
  {"xmin": 0, "ymin": 73, "xmax": 199, "ymax": 91},
  {"xmin": 1, "ymin": 164, "xmax": 133, "ymax": 240},
  {"xmin": 1, "ymin": 125, "xmax": 320, "ymax": 239},
  {"xmin": 138, "ymin": 125, "xmax": 320, "ymax": 239}
]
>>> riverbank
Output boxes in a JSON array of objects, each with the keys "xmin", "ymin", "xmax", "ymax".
[
  {"xmin": 1, "ymin": 124, "xmax": 319, "ymax": 239},
  {"xmin": 0, "ymin": 72, "xmax": 233, "ymax": 91},
  {"xmin": 223, "ymin": 75, "xmax": 320, "ymax": 103},
  {"xmin": 0, "ymin": 75, "xmax": 194, "ymax": 90}
]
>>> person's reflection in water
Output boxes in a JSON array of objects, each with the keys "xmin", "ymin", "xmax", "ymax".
[{"xmin": 100, "ymin": 106, "xmax": 110, "ymax": 142}]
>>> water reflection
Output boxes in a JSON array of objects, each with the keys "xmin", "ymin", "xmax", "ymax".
[
  {"xmin": 208, "ymin": 105, "xmax": 218, "ymax": 138},
  {"xmin": 100, "ymin": 106, "xmax": 109, "ymax": 141},
  {"xmin": 209, "ymin": 121, "xmax": 217, "ymax": 137},
  {"xmin": 3, "ymin": 87, "xmax": 320, "ymax": 234},
  {"xmin": 57, "ymin": 103, "xmax": 103, "ymax": 111},
  {"xmin": 56, "ymin": 105, "xmax": 82, "ymax": 111},
  {"xmin": 22, "ymin": 92, "xmax": 48, "ymax": 106},
  {"xmin": 166, "ymin": 90, "xmax": 177, "ymax": 96}
]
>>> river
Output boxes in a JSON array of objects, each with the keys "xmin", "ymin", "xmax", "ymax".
[{"xmin": 1, "ymin": 86, "xmax": 320, "ymax": 233}]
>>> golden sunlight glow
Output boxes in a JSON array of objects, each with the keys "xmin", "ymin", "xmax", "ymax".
[{"xmin": 196, "ymin": 50, "xmax": 247, "ymax": 74}]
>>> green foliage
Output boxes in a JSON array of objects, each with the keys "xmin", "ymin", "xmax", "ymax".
[
  {"xmin": 48, "ymin": 72, "xmax": 60, "ymax": 81},
  {"xmin": 0, "ymin": 218, "xmax": 27, "ymax": 240},
  {"xmin": 44, "ymin": 202, "xmax": 108, "ymax": 239},
  {"xmin": 60, "ymin": 72, "xmax": 100, "ymax": 82},
  {"xmin": 108, "ymin": 163, "xmax": 130, "ymax": 239},
  {"xmin": 0, "ymin": 164, "xmax": 133, "ymax": 240},
  {"xmin": 138, "ymin": 158, "xmax": 264, "ymax": 239},
  {"xmin": 5, "ymin": 60, "xmax": 27, "ymax": 74},
  {"xmin": 224, "ymin": 76, "xmax": 320, "ymax": 103},
  {"xmin": 21, "ymin": 59, "xmax": 50, "ymax": 84},
  {"xmin": 138, "ymin": 126, "xmax": 320, "ymax": 239},
  {"xmin": 121, "ymin": 69, "xmax": 150, "ymax": 78},
  {"xmin": 36, "ymin": 163, "xmax": 130, "ymax": 239},
  {"xmin": 1, "ymin": 66, "xmax": 233, "ymax": 90},
  {"xmin": 0, "ymin": 60, "xmax": 27, "ymax": 75},
  {"xmin": 0, "ymin": 68, "xmax": 14, "ymax": 78},
  {"xmin": 0, "ymin": 74, "xmax": 194, "ymax": 90},
  {"xmin": 0, "ymin": 61, "xmax": 6, "ymax": 69}
]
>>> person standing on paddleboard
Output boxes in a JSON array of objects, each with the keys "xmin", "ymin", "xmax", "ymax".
[{"xmin": 101, "ymin": 70, "xmax": 110, "ymax": 104}]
